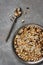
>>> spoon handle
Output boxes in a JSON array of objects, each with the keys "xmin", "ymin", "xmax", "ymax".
[{"xmin": 6, "ymin": 17, "xmax": 17, "ymax": 42}]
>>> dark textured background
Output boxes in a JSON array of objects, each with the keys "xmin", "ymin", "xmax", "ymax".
[{"xmin": 0, "ymin": 0, "xmax": 43, "ymax": 65}]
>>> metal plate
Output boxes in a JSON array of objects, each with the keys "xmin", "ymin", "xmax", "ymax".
[{"xmin": 0, "ymin": 0, "xmax": 43, "ymax": 65}]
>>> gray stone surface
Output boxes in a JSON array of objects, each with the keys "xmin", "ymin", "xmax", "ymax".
[{"xmin": 0, "ymin": 0, "xmax": 43, "ymax": 65}]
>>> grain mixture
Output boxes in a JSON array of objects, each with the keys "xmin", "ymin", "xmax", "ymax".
[{"xmin": 14, "ymin": 24, "xmax": 43, "ymax": 62}]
